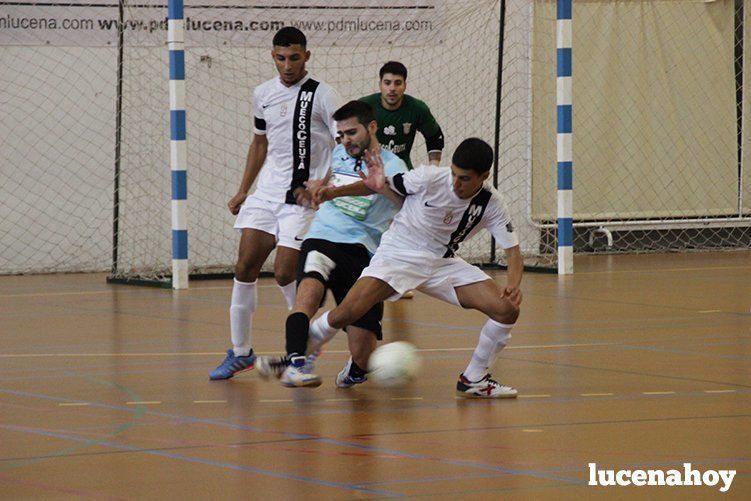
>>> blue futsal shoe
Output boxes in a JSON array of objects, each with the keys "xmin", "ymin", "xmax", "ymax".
[{"xmin": 209, "ymin": 349, "xmax": 256, "ymax": 380}]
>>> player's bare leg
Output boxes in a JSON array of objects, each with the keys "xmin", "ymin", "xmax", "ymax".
[
  {"xmin": 309, "ymin": 277, "xmax": 395, "ymax": 359},
  {"xmin": 210, "ymin": 228, "xmax": 276, "ymax": 380},
  {"xmin": 454, "ymin": 279, "xmax": 520, "ymax": 398},
  {"xmin": 274, "ymin": 245, "xmax": 301, "ymax": 310}
]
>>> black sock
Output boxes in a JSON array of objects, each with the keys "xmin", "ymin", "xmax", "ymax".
[
  {"xmin": 349, "ymin": 360, "xmax": 367, "ymax": 379},
  {"xmin": 285, "ymin": 312, "xmax": 310, "ymax": 357}
]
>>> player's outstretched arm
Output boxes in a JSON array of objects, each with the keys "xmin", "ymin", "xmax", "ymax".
[
  {"xmin": 360, "ymin": 149, "xmax": 405, "ymax": 208},
  {"xmin": 228, "ymin": 133, "xmax": 268, "ymax": 215},
  {"xmin": 312, "ymin": 180, "xmax": 374, "ymax": 205},
  {"xmin": 501, "ymin": 245, "xmax": 523, "ymax": 307}
]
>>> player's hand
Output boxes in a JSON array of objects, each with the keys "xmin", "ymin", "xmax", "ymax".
[
  {"xmin": 293, "ymin": 186, "xmax": 312, "ymax": 208},
  {"xmin": 502, "ymin": 286, "xmax": 522, "ymax": 307},
  {"xmin": 304, "ymin": 179, "xmax": 327, "ymax": 209},
  {"xmin": 360, "ymin": 149, "xmax": 386, "ymax": 192},
  {"xmin": 228, "ymin": 191, "xmax": 248, "ymax": 215},
  {"xmin": 313, "ymin": 186, "xmax": 334, "ymax": 204}
]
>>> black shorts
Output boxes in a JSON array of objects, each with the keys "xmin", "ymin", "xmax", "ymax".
[{"xmin": 297, "ymin": 238, "xmax": 383, "ymax": 339}]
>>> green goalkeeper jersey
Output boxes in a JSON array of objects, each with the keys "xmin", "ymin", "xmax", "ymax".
[{"xmin": 359, "ymin": 93, "xmax": 443, "ymax": 170}]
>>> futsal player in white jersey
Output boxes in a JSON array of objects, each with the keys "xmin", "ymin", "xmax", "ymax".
[
  {"xmin": 210, "ymin": 27, "xmax": 342, "ymax": 380},
  {"xmin": 311, "ymin": 138, "xmax": 523, "ymax": 398},
  {"xmin": 255, "ymin": 100, "xmax": 407, "ymax": 388}
]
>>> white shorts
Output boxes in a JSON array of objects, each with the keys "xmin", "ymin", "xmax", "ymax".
[
  {"xmin": 360, "ymin": 249, "xmax": 492, "ymax": 306},
  {"xmin": 234, "ymin": 195, "xmax": 314, "ymax": 250}
]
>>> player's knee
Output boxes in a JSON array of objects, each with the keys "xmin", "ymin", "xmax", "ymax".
[
  {"xmin": 274, "ymin": 272, "xmax": 296, "ymax": 287},
  {"xmin": 273, "ymin": 263, "xmax": 296, "ymax": 286},
  {"xmin": 234, "ymin": 260, "xmax": 259, "ymax": 282},
  {"xmin": 491, "ymin": 301, "xmax": 519, "ymax": 325}
]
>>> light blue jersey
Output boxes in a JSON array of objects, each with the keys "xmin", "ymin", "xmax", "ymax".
[{"xmin": 305, "ymin": 144, "xmax": 407, "ymax": 255}]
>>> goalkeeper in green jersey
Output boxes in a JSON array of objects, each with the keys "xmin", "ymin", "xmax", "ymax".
[{"xmin": 359, "ymin": 61, "xmax": 444, "ymax": 170}]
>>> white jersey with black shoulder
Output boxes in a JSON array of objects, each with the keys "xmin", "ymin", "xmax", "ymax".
[
  {"xmin": 381, "ymin": 165, "xmax": 519, "ymax": 257},
  {"xmin": 252, "ymin": 74, "xmax": 341, "ymax": 204}
]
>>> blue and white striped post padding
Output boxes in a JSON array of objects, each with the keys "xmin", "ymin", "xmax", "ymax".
[
  {"xmin": 169, "ymin": 0, "xmax": 188, "ymax": 288},
  {"xmin": 556, "ymin": 0, "xmax": 573, "ymax": 274}
]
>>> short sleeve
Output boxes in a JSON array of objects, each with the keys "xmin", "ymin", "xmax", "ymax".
[
  {"xmin": 252, "ymin": 86, "xmax": 266, "ymax": 135},
  {"xmin": 318, "ymin": 84, "xmax": 344, "ymax": 139},
  {"xmin": 483, "ymin": 191, "xmax": 519, "ymax": 249},
  {"xmin": 388, "ymin": 164, "xmax": 431, "ymax": 196}
]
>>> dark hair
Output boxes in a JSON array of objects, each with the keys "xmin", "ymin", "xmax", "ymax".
[
  {"xmin": 379, "ymin": 61, "xmax": 407, "ymax": 80},
  {"xmin": 451, "ymin": 138, "xmax": 494, "ymax": 174},
  {"xmin": 272, "ymin": 27, "xmax": 307, "ymax": 48},
  {"xmin": 333, "ymin": 100, "xmax": 376, "ymax": 127}
]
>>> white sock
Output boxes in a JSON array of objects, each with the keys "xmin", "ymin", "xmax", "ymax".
[
  {"xmin": 308, "ymin": 311, "xmax": 339, "ymax": 350},
  {"xmin": 230, "ymin": 278, "xmax": 256, "ymax": 357},
  {"xmin": 278, "ymin": 282, "xmax": 297, "ymax": 310},
  {"xmin": 463, "ymin": 319, "xmax": 513, "ymax": 382}
]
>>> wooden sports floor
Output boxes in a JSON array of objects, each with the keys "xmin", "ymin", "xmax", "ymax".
[{"xmin": 1, "ymin": 251, "xmax": 749, "ymax": 500}]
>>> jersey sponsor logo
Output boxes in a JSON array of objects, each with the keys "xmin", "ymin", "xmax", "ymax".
[
  {"xmin": 280, "ymin": 102, "xmax": 288, "ymax": 117},
  {"xmin": 383, "ymin": 125, "xmax": 396, "ymax": 136},
  {"xmin": 424, "ymin": 201, "xmax": 437, "ymax": 208},
  {"xmin": 386, "ymin": 139, "xmax": 407, "ymax": 154},
  {"xmin": 443, "ymin": 212, "xmax": 454, "ymax": 224},
  {"xmin": 403, "ymin": 122, "xmax": 412, "ymax": 134},
  {"xmin": 506, "ymin": 222, "xmax": 514, "ymax": 233},
  {"xmin": 442, "ymin": 190, "xmax": 492, "ymax": 258},
  {"xmin": 286, "ymin": 79, "xmax": 320, "ymax": 204}
]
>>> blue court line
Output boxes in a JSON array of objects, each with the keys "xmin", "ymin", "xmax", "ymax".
[
  {"xmin": 348, "ymin": 413, "xmax": 751, "ymax": 441},
  {"xmin": 0, "ymin": 379, "xmax": 147, "ymax": 473},
  {"xmin": 0, "ymin": 423, "xmax": 400, "ymax": 497},
  {"xmin": 0, "ymin": 388, "xmax": 582, "ymax": 486}
]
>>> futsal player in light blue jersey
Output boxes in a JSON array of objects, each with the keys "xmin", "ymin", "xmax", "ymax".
[{"xmin": 256, "ymin": 100, "xmax": 407, "ymax": 388}]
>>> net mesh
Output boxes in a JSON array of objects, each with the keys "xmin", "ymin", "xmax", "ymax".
[{"xmin": 3, "ymin": 1, "xmax": 750, "ymax": 280}]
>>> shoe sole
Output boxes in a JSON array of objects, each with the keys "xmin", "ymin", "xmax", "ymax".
[
  {"xmin": 281, "ymin": 378, "xmax": 322, "ymax": 388},
  {"xmin": 455, "ymin": 390, "xmax": 518, "ymax": 399}
]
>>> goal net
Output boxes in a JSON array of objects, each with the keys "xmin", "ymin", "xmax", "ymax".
[
  {"xmin": 111, "ymin": 0, "xmax": 530, "ymax": 283},
  {"xmin": 2, "ymin": 1, "xmax": 749, "ymax": 281}
]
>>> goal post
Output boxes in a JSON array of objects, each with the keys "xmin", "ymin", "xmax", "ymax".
[{"xmin": 108, "ymin": 0, "xmax": 555, "ymax": 286}]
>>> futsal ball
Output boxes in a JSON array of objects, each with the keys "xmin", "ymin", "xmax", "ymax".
[{"xmin": 368, "ymin": 341, "xmax": 422, "ymax": 387}]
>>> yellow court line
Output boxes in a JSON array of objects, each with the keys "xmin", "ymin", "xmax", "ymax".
[
  {"xmin": 0, "ymin": 283, "xmax": 283, "ymax": 299},
  {"xmin": 704, "ymin": 389, "xmax": 737, "ymax": 394},
  {"xmin": 522, "ymin": 429, "xmax": 544, "ymax": 433},
  {"xmin": 698, "ymin": 310, "xmax": 723, "ymax": 314},
  {"xmin": 0, "ymin": 342, "xmax": 612, "ymax": 359},
  {"xmin": 58, "ymin": 402, "xmax": 91, "ymax": 407},
  {"xmin": 581, "ymin": 392, "xmax": 614, "ymax": 397},
  {"xmin": 574, "ymin": 264, "xmax": 751, "ymax": 276},
  {"xmin": 518, "ymin": 394, "xmax": 551, "ymax": 399},
  {"xmin": 642, "ymin": 391, "xmax": 676, "ymax": 395},
  {"xmin": 125, "ymin": 401, "xmax": 161, "ymax": 405}
]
